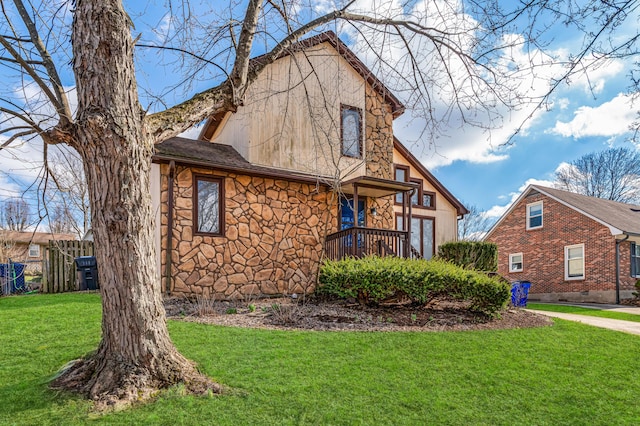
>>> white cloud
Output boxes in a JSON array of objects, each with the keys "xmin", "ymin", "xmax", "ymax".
[
  {"xmin": 484, "ymin": 177, "xmax": 556, "ymax": 219},
  {"xmin": 572, "ymin": 58, "xmax": 625, "ymax": 95},
  {"xmin": 550, "ymin": 93, "xmax": 636, "ymax": 139}
]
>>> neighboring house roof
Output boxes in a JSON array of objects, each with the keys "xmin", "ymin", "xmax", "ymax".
[
  {"xmin": 200, "ymin": 31, "xmax": 405, "ymax": 140},
  {"xmin": 154, "ymin": 137, "xmax": 332, "ymax": 185},
  {"xmin": 1, "ymin": 230, "xmax": 76, "ymax": 245},
  {"xmin": 393, "ymin": 138, "xmax": 469, "ymax": 216},
  {"xmin": 485, "ymin": 185, "xmax": 640, "ymax": 239}
]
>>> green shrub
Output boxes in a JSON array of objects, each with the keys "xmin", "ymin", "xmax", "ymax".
[
  {"xmin": 318, "ymin": 256, "xmax": 510, "ymax": 316},
  {"xmin": 437, "ymin": 241, "xmax": 498, "ymax": 271}
]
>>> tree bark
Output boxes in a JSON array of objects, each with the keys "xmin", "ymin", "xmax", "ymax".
[{"xmin": 50, "ymin": 0, "xmax": 219, "ymax": 407}]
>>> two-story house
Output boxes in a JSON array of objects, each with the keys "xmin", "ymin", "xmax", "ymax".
[
  {"xmin": 485, "ymin": 185, "xmax": 640, "ymax": 303},
  {"xmin": 151, "ymin": 31, "xmax": 467, "ymax": 299}
]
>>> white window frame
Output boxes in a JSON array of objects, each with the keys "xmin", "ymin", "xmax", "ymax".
[
  {"xmin": 564, "ymin": 243, "xmax": 585, "ymax": 281},
  {"xmin": 631, "ymin": 243, "xmax": 640, "ymax": 278},
  {"xmin": 526, "ymin": 201, "xmax": 543, "ymax": 230},
  {"xmin": 509, "ymin": 253, "xmax": 523, "ymax": 273},
  {"xmin": 28, "ymin": 243, "xmax": 40, "ymax": 258}
]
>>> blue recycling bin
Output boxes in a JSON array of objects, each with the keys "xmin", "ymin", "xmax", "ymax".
[
  {"xmin": 511, "ymin": 281, "xmax": 531, "ymax": 307},
  {"xmin": 0, "ymin": 262, "xmax": 26, "ymax": 294}
]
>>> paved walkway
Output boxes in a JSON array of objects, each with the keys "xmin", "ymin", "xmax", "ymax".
[
  {"xmin": 544, "ymin": 302, "xmax": 640, "ymax": 315},
  {"xmin": 527, "ymin": 303, "xmax": 640, "ymax": 336}
]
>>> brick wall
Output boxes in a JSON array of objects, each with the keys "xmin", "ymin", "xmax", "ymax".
[{"xmin": 486, "ymin": 191, "xmax": 636, "ymax": 303}]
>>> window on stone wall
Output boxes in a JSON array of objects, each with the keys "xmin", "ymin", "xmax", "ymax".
[
  {"xmin": 28, "ymin": 244, "xmax": 40, "ymax": 258},
  {"xmin": 564, "ymin": 243, "xmax": 585, "ymax": 280},
  {"xmin": 509, "ymin": 253, "xmax": 523, "ymax": 273},
  {"xmin": 631, "ymin": 243, "xmax": 640, "ymax": 278},
  {"xmin": 526, "ymin": 201, "xmax": 543, "ymax": 230},
  {"xmin": 341, "ymin": 105, "xmax": 362, "ymax": 158},
  {"xmin": 194, "ymin": 176, "xmax": 224, "ymax": 235}
]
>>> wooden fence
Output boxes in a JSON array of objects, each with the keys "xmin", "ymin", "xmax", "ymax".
[{"xmin": 42, "ymin": 240, "xmax": 94, "ymax": 293}]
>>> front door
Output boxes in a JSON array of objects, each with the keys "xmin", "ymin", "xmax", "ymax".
[{"xmin": 340, "ymin": 197, "xmax": 365, "ymax": 230}]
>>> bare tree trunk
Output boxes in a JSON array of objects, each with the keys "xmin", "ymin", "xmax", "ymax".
[{"xmin": 50, "ymin": 0, "xmax": 219, "ymax": 406}]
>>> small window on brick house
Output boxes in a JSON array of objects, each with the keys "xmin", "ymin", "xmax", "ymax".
[
  {"xmin": 631, "ymin": 243, "xmax": 640, "ymax": 278},
  {"xmin": 341, "ymin": 105, "xmax": 362, "ymax": 158},
  {"xmin": 28, "ymin": 244, "xmax": 40, "ymax": 258},
  {"xmin": 509, "ymin": 253, "xmax": 523, "ymax": 273},
  {"xmin": 526, "ymin": 201, "xmax": 543, "ymax": 230},
  {"xmin": 564, "ymin": 244, "xmax": 585, "ymax": 280}
]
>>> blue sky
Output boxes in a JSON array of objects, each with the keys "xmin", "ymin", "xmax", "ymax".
[{"xmin": 0, "ymin": 0, "xmax": 638, "ymax": 228}]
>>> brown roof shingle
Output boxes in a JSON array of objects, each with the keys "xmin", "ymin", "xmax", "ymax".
[
  {"xmin": 1, "ymin": 230, "xmax": 76, "ymax": 245},
  {"xmin": 532, "ymin": 185, "xmax": 640, "ymax": 235},
  {"xmin": 153, "ymin": 137, "xmax": 331, "ymax": 184}
]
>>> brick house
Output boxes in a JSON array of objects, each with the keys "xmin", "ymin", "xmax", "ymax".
[
  {"xmin": 151, "ymin": 31, "xmax": 467, "ymax": 299},
  {"xmin": 485, "ymin": 185, "xmax": 640, "ymax": 303}
]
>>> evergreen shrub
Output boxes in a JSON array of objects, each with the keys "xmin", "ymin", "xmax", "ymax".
[
  {"xmin": 437, "ymin": 241, "xmax": 498, "ymax": 271},
  {"xmin": 318, "ymin": 256, "xmax": 510, "ymax": 316}
]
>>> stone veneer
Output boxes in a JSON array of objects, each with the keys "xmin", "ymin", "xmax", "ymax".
[
  {"xmin": 363, "ymin": 85, "xmax": 395, "ymax": 230},
  {"xmin": 161, "ymin": 165, "xmax": 337, "ymax": 299}
]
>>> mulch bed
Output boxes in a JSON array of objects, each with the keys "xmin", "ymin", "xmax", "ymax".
[{"xmin": 164, "ymin": 296, "xmax": 553, "ymax": 332}]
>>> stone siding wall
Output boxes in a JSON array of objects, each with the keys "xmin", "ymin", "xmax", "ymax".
[
  {"xmin": 161, "ymin": 165, "xmax": 337, "ymax": 299},
  {"xmin": 364, "ymin": 85, "xmax": 394, "ymax": 229},
  {"xmin": 486, "ymin": 192, "xmax": 636, "ymax": 303}
]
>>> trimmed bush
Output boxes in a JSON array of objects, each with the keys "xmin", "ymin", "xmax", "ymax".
[
  {"xmin": 318, "ymin": 256, "xmax": 510, "ymax": 316},
  {"xmin": 437, "ymin": 241, "xmax": 498, "ymax": 271}
]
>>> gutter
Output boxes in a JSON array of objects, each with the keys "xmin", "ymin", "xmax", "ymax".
[
  {"xmin": 164, "ymin": 160, "xmax": 176, "ymax": 296},
  {"xmin": 615, "ymin": 234, "xmax": 630, "ymax": 304}
]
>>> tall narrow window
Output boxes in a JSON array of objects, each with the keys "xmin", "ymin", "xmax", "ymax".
[
  {"xmin": 194, "ymin": 176, "xmax": 224, "ymax": 235},
  {"xmin": 526, "ymin": 201, "xmax": 543, "ymax": 230},
  {"xmin": 631, "ymin": 243, "xmax": 640, "ymax": 278},
  {"xmin": 341, "ymin": 105, "xmax": 362, "ymax": 158},
  {"xmin": 565, "ymin": 244, "xmax": 585, "ymax": 280},
  {"xmin": 401, "ymin": 215, "xmax": 434, "ymax": 260},
  {"xmin": 509, "ymin": 253, "xmax": 523, "ymax": 273},
  {"xmin": 394, "ymin": 165, "xmax": 409, "ymax": 204}
]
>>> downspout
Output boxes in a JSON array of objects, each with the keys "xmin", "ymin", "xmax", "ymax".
[
  {"xmin": 615, "ymin": 234, "xmax": 629, "ymax": 305},
  {"xmin": 164, "ymin": 160, "xmax": 176, "ymax": 296}
]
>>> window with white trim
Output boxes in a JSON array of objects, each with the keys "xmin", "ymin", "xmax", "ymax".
[
  {"xmin": 28, "ymin": 244, "xmax": 40, "ymax": 258},
  {"xmin": 509, "ymin": 253, "xmax": 523, "ymax": 273},
  {"xmin": 564, "ymin": 244, "xmax": 585, "ymax": 280},
  {"xmin": 631, "ymin": 243, "xmax": 640, "ymax": 278},
  {"xmin": 526, "ymin": 201, "xmax": 543, "ymax": 230}
]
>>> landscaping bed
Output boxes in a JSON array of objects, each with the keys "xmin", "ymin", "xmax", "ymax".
[{"xmin": 164, "ymin": 296, "xmax": 552, "ymax": 332}]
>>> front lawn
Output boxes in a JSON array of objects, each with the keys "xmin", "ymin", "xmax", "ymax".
[
  {"xmin": 1, "ymin": 293, "xmax": 640, "ymax": 425},
  {"xmin": 528, "ymin": 302, "xmax": 640, "ymax": 323}
]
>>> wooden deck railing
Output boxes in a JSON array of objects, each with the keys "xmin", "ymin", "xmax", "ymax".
[{"xmin": 324, "ymin": 227, "xmax": 410, "ymax": 260}]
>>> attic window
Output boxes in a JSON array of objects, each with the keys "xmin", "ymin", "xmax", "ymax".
[
  {"xmin": 526, "ymin": 201, "xmax": 543, "ymax": 230},
  {"xmin": 341, "ymin": 105, "xmax": 362, "ymax": 158}
]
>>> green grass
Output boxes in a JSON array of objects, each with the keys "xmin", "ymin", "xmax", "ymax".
[
  {"xmin": 2, "ymin": 293, "xmax": 640, "ymax": 425},
  {"xmin": 528, "ymin": 302, "xmax": 640, "ymax": 323}
]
